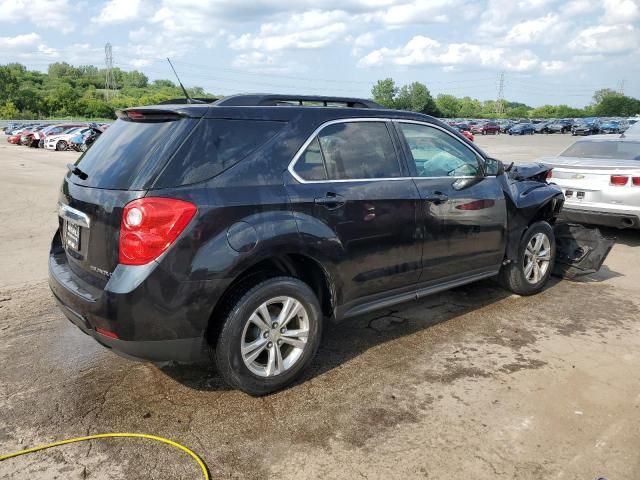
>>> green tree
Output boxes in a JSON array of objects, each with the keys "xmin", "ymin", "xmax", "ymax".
[
  {"xmin": 394, "ymin": 82, "xmax": 439, "ymax": 115},
  {"xmin": 594, "ymin": 95, "xmax": 640, "ymax": 117},
  {"xmin": 435, "ymin": 94, "xmax": 460, "ymax": 118},
  {"xmin": 592, "ymin": 88, "xmax": 618, "ymax": 105},
  {"xmin": 457, "ymin": 96, "xmax": 482, "ymax": 117},
  {"xmin": 0, "ymin": 101, "xmax": 19, "ymax": 119},
  {"xmin": 371, "ymin": 78, "xmax": 398, "ymax": 108}
]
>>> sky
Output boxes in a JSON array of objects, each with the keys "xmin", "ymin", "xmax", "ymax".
[{"xmin": 0, "ymin": 0, "xmax": 639, "ymax": 107}]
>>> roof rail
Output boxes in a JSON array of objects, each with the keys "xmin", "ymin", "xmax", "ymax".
[
  {"xmin": 214, "ymin": 94, "xmax": 383, "ymax": 109},
  {"xmin": 157, "ymin": 97, "xmax": 218, "ymax": 105}
]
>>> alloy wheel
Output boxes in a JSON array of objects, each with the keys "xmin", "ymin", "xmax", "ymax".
[
  {"xmin": 524, "ymin": 233, "xmax": 551, "ymax": 284},
  {"xmin": 240, "ymin": 296, "xmax": 309, "ymax": 377}
]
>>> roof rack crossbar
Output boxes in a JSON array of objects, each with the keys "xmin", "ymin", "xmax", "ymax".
[{"xmin": 214, "ymin": 94, "xmax": 383, "ymax": 109}]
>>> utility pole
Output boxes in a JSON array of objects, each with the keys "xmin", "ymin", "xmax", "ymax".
[
  {"xmin": 495, "ymin": 71, "xmax": 505, "ymax": 117},
  {"xmin": 104, "ymin": 43, "xmax": 115, "ymax": 100},
  {"xmin": 618, "ymin": 79, "xmax": 625, "ymax": 96}
]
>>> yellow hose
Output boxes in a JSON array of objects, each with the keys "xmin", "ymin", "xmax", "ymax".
[{"xmin": 0, "ymin": 432, "xmax": 209, "ymax": 480}]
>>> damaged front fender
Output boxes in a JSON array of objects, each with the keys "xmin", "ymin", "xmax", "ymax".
[{"xmin": 499, "ymin": 163, "xmax": 565, "ymax": 263}]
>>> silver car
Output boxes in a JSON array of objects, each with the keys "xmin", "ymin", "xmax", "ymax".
[{"xmin": 539, "ymin": 135, "xmax": 640, "ymax": 229}]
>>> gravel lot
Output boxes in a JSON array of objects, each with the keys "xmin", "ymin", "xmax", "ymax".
[{"xmin": 1, "ymin": 133, "xmax": 639, "ymax": 479}]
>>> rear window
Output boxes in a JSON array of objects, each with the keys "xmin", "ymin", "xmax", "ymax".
[
  {"xmin": 561, "ymin": 140, "xmax": 640, "ymax": 161},
  {"xmin": 153, "ymin": 119, "xmax": 284, "ymax": 187},
  {"xmin": 72, "ymin": 117, "xmax": 198, "ymax": 190}
]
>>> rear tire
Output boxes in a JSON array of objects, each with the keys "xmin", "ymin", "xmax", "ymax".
[
  {"xmin": 214, "ymin": 277, "xmax": 323, "ymax": 396},
  {"xmin": 499, "ymin": 221, "xmax": 556, "ymax": 296}
]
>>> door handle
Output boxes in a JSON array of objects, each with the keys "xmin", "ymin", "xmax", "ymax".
[
  {"xmin": 424, "ymin": 191, "xmax": 449, "ymax": 204},
  {"xmin": 314, "ymin": 192, "xmax": 345, "ymax": 210}
]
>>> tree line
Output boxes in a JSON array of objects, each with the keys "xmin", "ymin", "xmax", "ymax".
[
  {"xmin": 1, "ymin": 63, "xmax": 639, "ymax": 120},
  {"xmin": 371, "ymin": 78, "xmax": 640, "ymax": 119},
  {"xmin": 0, "ymin": 62, "xmax": 215, "ymax": 119}
]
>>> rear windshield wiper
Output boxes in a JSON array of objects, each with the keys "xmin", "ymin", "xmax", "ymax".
[{"xmin": 67, "ymin": 163, "xmax": 88, "ymax": 180}]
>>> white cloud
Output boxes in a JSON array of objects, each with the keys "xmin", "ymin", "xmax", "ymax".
[
  {"xmin": 359, "ymin": 0, "xmax": 459, "ymax": 27},
  {"xmin": 568, "ymin": 24, "xmax": 639, "ymax": 54},
  {"xmin": 93, "ymin": 0, "xmax": 143, "ymax": 24},
  {"xmin": 229, "ymin": 10, "xmax": 348, "ymax": 51},
  {"xmin": 504, "ymin": 13, "xmax": 567, "ymax": 45},
  {"xmin": 0, "ymin": 33, "xmax": 42, "ymax": 50},
  {"xmin": 602, "ymin": 0, "xmax": 640, "ymax": 25},
  {"xmin": 358, "ymin": 35, "xmax": 543, "ymax": 72},
  {"xmin": 0, "ymin": 0, "xmax": 75, "ymax": 33},
  {"xmin": 565, "ymin": 0, "xmax": 599, "ymax": 16},
  {"xmin": 477, "ymin": 0, "xmax": 557, "ymax": 35}
]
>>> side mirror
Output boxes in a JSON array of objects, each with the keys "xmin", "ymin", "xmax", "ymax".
[{"xmin": 484, "ymin": 157, "xmax": 504, "ymax": 176}]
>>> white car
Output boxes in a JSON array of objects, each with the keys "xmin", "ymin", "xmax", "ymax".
[
  {"xmin": 540, "ymin": 135, "xmax": 640, "ymax": 229},
  {"xmin": 44, "ymin": 127, "xmax": 89, "ymax": 151}
]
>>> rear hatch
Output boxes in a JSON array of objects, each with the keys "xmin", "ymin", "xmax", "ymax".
[{"xmin": 57, "ymin": 107, "xmax": 204, "ymax": 286}]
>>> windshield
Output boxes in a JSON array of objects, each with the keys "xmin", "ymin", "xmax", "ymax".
[{"xmin": 561, "ymin": 140, "xmax": 640, "ymax": 160}]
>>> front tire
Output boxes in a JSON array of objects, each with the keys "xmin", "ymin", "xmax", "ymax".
[
  {"xmin": 56, "ymin": 140, "xmax": 67, "ymax": 151},
  {"xmin": 499, "ymin": 221, "xmax": 556, "ymax": 296},
  {"xmin": 214, "ymin": 277, "xmax": 323, "ymax": 396}
]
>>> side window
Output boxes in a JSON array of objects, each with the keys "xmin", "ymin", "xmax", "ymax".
[
  {"xmin": 295, "ymin": 137, "xmax": 327, "ymax": 181},
  {"xmin": 398, "ymin": 123, "xmax": 480, "ymax": 178},
  {"xmin": 318, "ymin": 122, "xmax": 401, "ymax": 180}
]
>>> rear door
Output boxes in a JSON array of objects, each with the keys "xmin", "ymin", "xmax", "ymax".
[
  {"xmin": 286, "ymin": 119, "xmax": 422, "ymax": 306},
  {"xmin": 393, "ymin": 121, "xmax": 506, "ymax": 284}
]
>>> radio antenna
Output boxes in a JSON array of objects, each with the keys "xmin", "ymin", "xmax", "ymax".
[{"xmin": 167, "ymin": 57, "xmax": 193, "ymax": 104}]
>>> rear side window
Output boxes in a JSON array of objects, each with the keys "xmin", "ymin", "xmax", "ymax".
[
  {"xmin": 295, "ymin": 137, "xmax": 327, "ymax": 181},
  {"xmin": 73, "ymin": 118, "xmax": 198, "ymax": 190},
  {"xmin": 318, "ymin": 122, "xmax": 400, "ymax": 180},
  {"xmin": 155, "ymin": 119, "xmax": 284, "ymax": 187}
]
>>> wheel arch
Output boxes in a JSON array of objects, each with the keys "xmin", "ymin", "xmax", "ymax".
[{"xmin": 205, "ymin": 251, "xmax": 336, "ymax": 346}]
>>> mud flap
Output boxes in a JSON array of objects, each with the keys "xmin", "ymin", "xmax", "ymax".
[{"xmin": 552, "ymin": 223, "xmax": 615, "ymax": 279}]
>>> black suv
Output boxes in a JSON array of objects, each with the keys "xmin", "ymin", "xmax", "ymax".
[{"xmin": 49, "ymin": 94, "xmax": 564, "ymax": 395}]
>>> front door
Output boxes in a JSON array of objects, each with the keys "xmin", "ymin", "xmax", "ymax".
[
  {"xmin": 393, "ymin": 121, "xmax": 507, "ymax": 284},
  {"xmin": 286, "ymin": 119, "xmax": 422, "ymax": 307}
]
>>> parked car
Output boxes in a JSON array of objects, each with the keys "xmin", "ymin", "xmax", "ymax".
[
  {"xmin": 7, "ymin": 126, "xmax": 34, "ymax": 144},
  {"xmin": 498, "ymin": 120, "xmax": 514, "ymax": 133},
  {"xmin": 508, "ymin": 123, "xmax": 535, "ymax": 135},
  {"xmin": 457, "ymin": 127, "xmax": 474, "ymax": 142},
  {"xmin": 471, "ymin": 121, "xmax": 500, "ymax": 135},
  {"xmin": 547, "ymin": 120, "xmax": 573, "ymax": 134},
  {"xmin": 572, "ymin": 118, "xmax": 600, "ymax": 136},
  {"xmin": 535, "ymin": 121, "xmax": 552, "ymax": 134},
  {"xmin": 20, "ymin": 125, "xmax": 48, "ymax": 147},
  {"xmin": 43, "ymin": 126, "xmax": 88, "ymax": 150},
  {"xmin": 37, "ymin": 124, "xmax": 87, "ymax": 148},
  {"xmin": 50, "ymin": 94, "xmax": 568, "ymax": 395},
  {"xmin": 69, "ymin": 126, "xmax": 104, "ymax": 152},
  {"xmin": 541, "ymin": 136, "xmax": 640, "ymax": 229},
  {"xmin": 599, "ymin": 120, "xmax": 625, "ymax": 134}
]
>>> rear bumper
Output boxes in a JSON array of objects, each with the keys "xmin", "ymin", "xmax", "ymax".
[
  {"xmin": 559, "ymin": 208, "xmax": 640, "ymax": 229},
  {"xmin": 50, "ymin": 287, "xmax": 207, "ymax": 362},
  {"xmin": 48, "ymin": 231, "xmax": 214, "ymax": 362}
]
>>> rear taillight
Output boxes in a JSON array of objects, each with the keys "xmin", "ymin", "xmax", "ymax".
[
  {"xmin": 546, "ymin": 169, "xmax": 553, "ymax": 180},
  {"xmin": 632, "ymin": 177, "xmax": 640, "ymax": 186},
  {"xmin": 119, "ymin": 197, "xmax": 197, "ymax": 265},
  {"xmin": 610, "ymin": 175, "xmax": 629, "ymax": 186}
]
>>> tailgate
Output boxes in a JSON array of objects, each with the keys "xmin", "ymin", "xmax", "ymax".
[{"xmin": 58, "ymin": 180, "xmax": 145, "ymax": 286}]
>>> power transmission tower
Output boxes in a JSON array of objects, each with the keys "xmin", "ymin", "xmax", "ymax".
[
  {"xmin": 495, "ymin": 71, "xmax": 505, "ymax": 117},
  {"xmin": 104, "ymin": 43, "xmax": 115, "ymax": 100},
  {"xmin": 618, "ymin": 79, "xmax": 625, "ymax": 95}
]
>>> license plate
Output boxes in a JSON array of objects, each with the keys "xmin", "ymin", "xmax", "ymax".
[{"xmin": 65, "ymin": 221, "xmax": 81, "ymax": 251}]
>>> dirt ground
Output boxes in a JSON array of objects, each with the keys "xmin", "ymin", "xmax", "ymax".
[{"xmin": 1, "ymin": 133, "xmax": 639, "ymax": 479}]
